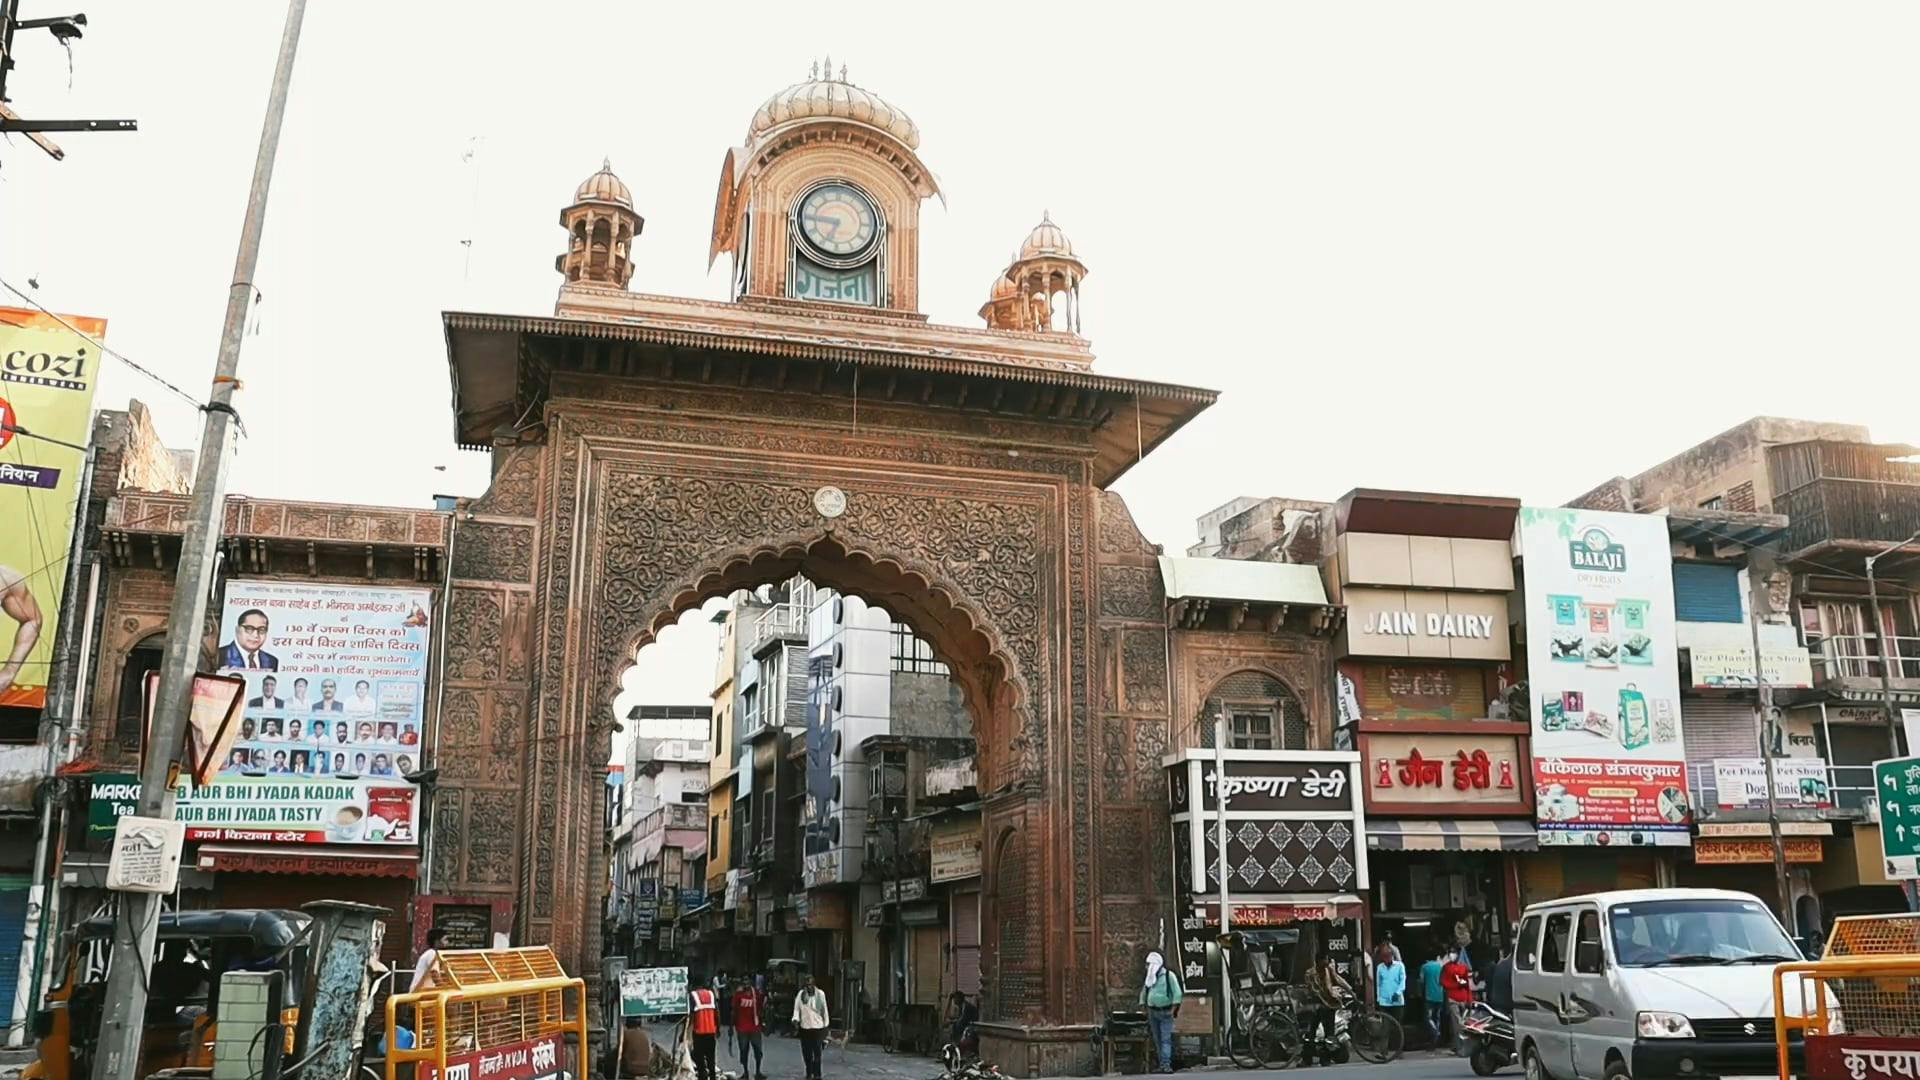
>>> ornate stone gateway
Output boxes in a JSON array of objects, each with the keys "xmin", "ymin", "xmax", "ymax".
[{"xmin": 436, "ymin": 65, "xmax": 1214, "ymax": 1069}]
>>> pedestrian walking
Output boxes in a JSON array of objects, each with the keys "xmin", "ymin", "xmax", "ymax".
[
  {"xmin": 1419, "ymin": 947, "xmax": 1447, "ymax": 1049},
  {"xmin": 1374, "ymin": 943, "xmax": 1406, "ymax": 1025},
  {"xmin": 689, "ymin": 976, "xmax": 720, "ymax": 1080},
  {"xmin": 1137, "ymin": 950, "xmax": 1183, "ymax": 1073},
  {"xmin": 1442, "ymin": 949, "xmax": 1475, "ymax": 1055},
  {"xmin": 792, "ymin": 973, "xmax": 831, "ymax": 1080},
  {"xmin": 717, "ymin": 972, "xmax": 736, "ymax": 1056},
  {"xmin": 1487, "ymin": 945, "xmax": 1514, "ymax": 1016},
  {"xmin": 733, "ymin": 976, "xmax": 768, "ymax": 1079}
]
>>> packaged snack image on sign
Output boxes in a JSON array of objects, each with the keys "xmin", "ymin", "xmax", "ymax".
[{"xmin": 1519, "ymin": 508, "xmax": 1690, "ymax": 847}]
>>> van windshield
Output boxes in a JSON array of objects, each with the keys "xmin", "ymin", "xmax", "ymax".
[{"xmin": 1608, "ymin": 898, "xmax": 1801, "ymax": 967}]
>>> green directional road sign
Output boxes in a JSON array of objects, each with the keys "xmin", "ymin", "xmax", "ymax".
[{"xmin": 1875, "ymin": 756, "xmax": 1920, "ymax": 879}]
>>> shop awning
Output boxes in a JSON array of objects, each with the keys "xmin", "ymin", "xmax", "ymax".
[
  {"xmin": 1367, "ymin": 819, "xmax": 1537, "ymax": 852},
  {"xmin": 194, "ymin": 844, "xmax": 420, "ymax": 878}
]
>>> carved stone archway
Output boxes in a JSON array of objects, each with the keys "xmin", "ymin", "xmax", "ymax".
[{"xmin": 439, "ymin": 312, "xmax": 1214, "ymax": 1067}]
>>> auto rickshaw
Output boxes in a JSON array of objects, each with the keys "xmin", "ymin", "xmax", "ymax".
[{"xmin": 25, "ymin": 908, "xmax": 313, "ymax": 1080}]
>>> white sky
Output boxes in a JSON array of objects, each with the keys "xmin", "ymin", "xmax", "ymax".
[{"xmin": 6, "ymin": 2, "xmax": 1919, "ymax": 729}]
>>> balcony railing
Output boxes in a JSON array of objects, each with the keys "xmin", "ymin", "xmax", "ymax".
[
  {"xmin": 636, "ymin": 801, "xmax": 707, "ymax": 837},
  {"xmin": 1811, "ymin": 634, "xmax": 1920, "ymax": 682},
  {"xmin": 1771, "ymin": 475, "xmax": 1920, "ymax": 555},
  {"xmin": 749, "ymin": 603, "xmax": 807, "ymax": 656},
  {"xmin": 1686, "ymin": 761, "xmax": 1879, "ymax": 814}
]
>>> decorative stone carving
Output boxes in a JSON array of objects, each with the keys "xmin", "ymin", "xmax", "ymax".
[
  {"xmin": 432, "ymin": 788, "xmax": 463, "ymax": 885},
  {"xmin": 1098, "ymin": 565, "xmax": 1162, "ymax": 621},
  {"xmin": 437, "ymin": 690, "xmax": 484, "ymax": 780},
  {"xmin": 1096, "ymin": 491, "xmax": 1155, "ymax": 556},
  {"xmin": 452, "ymin": 522, "xmax": 535, "ymax": 584},
  {"xmin": 474, "ymin": 448, "xmax": 541, "ymax": 518},
  {"xmin": 1132, "ymin": 717, "xmax": 1169, "ymax": 803},
  {"xmin": 467, "ymin": 789, "xmax": 519, "ymax": 885},
  {"xmin": 1121, "ymin": 629, "xmax": 1168, "ymax": 713},
  {"xmin": 446, "ymin": 590, "xmax": 505, "ymax": 680}
]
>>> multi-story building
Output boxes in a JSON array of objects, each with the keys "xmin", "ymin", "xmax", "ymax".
[
  {"xmin": 608, "ymin": 705, "xmax": 711, "ymax": 965},
  {"xmin": 1570, "ymin": 416, "xmax": 1920, "ymax": 923}
]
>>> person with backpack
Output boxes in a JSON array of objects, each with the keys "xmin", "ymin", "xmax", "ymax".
[{"xmin": 1138, "ymin": 951, "xmax": 1183, "ymax": 1073}]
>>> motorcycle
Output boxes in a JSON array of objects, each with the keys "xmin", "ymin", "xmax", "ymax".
[
  {"xmin": 1461, "ymin": 1002, "xmax": 1516, "ymax": 1076},
  {"xmin": 942, "ymin": 1023, "xmax": 981, "ymax": 1073}
]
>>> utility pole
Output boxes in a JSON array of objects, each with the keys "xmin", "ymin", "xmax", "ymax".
[
  {"xmin": 1747, "ymin": 553, "xmax": 1792, "ymax": 928},
  {"xmin": 1213, "ymin": 706, "xmax": 1232, "ymax": 1045},
  {"xmin": 1865, "ymin": 528, "xmax": 1920, "ymax": 914},
  {"xmin": 88, "ymin": 4, "xmax": 307, "ymax": 1078}
]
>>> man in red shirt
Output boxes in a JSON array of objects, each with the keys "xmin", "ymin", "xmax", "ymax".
[
  {"xmin": 732, "ymin": 976, "xmax": 767, "ymax": 1080},
  {"xmin": 1441, "ymin": 949, "xmax": 1474, "ymax": 1054}
]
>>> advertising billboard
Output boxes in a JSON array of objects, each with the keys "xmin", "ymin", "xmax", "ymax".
[
  {"xmin": 90, "ymin": 771, "xmax": 419, "ymax": 845},
  {"xmin": 1520, "ymin": 508, "xmax": 1691, "ymax": 847},
  {"xmin": 0, "ymin": 307, "xmax": 106, "ymax": 709}
]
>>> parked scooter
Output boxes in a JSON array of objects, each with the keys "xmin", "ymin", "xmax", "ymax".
[{"xmin": 1461, "ymin": 1002, "xmax": 1516, "ymax": 1076}]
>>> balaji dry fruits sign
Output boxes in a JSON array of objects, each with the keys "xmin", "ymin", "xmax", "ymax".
[
  {"xmin": 1166, "ymin": 750, "xmax": 1368, "ymax": 898},
  {"xmin": 1521, "ymin": 508, "xmax": 1690, "ymax": 847}
]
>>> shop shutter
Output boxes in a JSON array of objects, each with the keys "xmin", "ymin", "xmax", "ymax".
[
  {"xmin": 912, "ymin": 925, "xmax": 945, "ymax": 1004},
  {"xmin": 1681, "ymin": 699, "xmax": 1759, "ymax": 768},
  {"xmin": 951, "ymin": 891, "xmax": 981, "ymax": 996},
  {"xmin": 0, "ymin": 875, "xmax": 30, "ymax": 1023},
  {"xmin": 1674, "ymin": 564, "xmax": 1743, "ymax": 623}
]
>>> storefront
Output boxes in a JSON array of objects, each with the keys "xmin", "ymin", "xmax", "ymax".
[
  {"xmin": 1359, "ymin": 722, "xmax": 1534, "ymax": 967},
  {"xmin": 1165, "ymin": 748, "xmax": 1368, "ymax": 986}
]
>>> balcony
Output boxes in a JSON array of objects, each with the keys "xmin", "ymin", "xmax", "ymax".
[
  {"xmin": 1811, "ymin": 634, "xmax": 1920, "ymax": 684},
  {"xmin": 749, "ymin": 603, "xmax": 807, "ymax": 658},
  {"xmin": 1768, "ymin": 441, "xmax": 1920, "ymax": 558}
]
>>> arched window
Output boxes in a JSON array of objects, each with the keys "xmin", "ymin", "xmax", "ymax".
[
  {"xmin": 1195, "ymin": 670, "xmax": 1310, "ymax": 750},
  {"xmin": 115, "ymin": 633, "xmax": 167, "ymax": 749}
]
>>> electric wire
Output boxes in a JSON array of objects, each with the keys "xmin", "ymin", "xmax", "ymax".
[{"xmin": 0, "ymin": 277, "xmax": 206, "ymax": 412}]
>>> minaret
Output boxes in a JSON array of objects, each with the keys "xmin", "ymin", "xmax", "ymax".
[{"xmin": 557, "ymin": 159, "xmax": 643, "ymax": 288}]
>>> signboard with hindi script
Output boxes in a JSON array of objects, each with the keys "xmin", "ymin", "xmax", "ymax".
[
  {"xmin": 0, "ymin": 307, "xmax": 105, "ymax": 711},
  {"xmin": 1875, "ymin": 756, "xmax": 1920, "ymax": 880},
  {"xmin": 620, "ymin": 965, "xmax": 688, "ymax": 1017}
]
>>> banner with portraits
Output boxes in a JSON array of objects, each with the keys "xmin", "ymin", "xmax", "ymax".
[{"xmin": 213, "ymin": 581, "xmax": 432, "ymax": 802}]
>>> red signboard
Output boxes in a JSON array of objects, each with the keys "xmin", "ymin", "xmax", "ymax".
[
  {"xmin": 424, "ymin": 1033, "xmax": 564, "ymax": 1080},
  {"xmin": 1806, "ymin": 1036, "xmax": 1920, "ymax": 1080},
  {"xmin": 1533, "ymin": 756, "xmax": 1691, "ymax": 844}
]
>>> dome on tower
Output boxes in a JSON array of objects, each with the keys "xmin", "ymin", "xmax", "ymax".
[
  {"xmin": 1019, "ymin": 212, "xmax": 1074, "ymax": 260},
  {"xmin": 748, "ymin": 61, "xmax": 920, "ymax": 150},
  {"xmin": 574, "ymin": 159, "xmax": 632, "ymax": 208}
]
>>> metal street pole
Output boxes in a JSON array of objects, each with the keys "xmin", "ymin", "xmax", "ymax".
[
  {"xmin": 1747, "ymin": 558, "xmax": 1792, "ymax": 928},
  {"xmin": 1213, "ymin": 707, "xmax": 1232, "ymax": 1043},
  {"xmin": 89, "ymin": 3, "xmax": 307, "ymax": 1078},
  {"xmin": 1864, "ymin": 528, "xmax": 1920, "ymax": 915},
  {"xmin": 1866, "ymin": 527, "xmax": 1920, "ymax": 760}
]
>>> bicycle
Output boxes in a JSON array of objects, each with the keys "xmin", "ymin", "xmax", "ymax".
[{"xmin": 1340, "ymin": 995, "xmax": 1405, "ymax": 1065}]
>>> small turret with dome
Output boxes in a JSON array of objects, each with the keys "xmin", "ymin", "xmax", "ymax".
[
  {"xmin": 557, "ymin": 159, "xmax": 643, "ymax": 289},
  {"xmin": 982, "ymin": 212, "xmax": 1089, "ymax": 334}
]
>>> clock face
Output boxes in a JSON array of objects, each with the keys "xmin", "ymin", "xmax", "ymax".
[{"xmin": 798, "ymin": 183, "xmax": 878, "ymax": 259}]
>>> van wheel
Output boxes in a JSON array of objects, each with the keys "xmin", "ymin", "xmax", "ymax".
[
  {"xmin": 1604, "ymin": 1060, "xmax": 1631, "ymax": 1080},
  {"xmin": 1523, "ymin": 1045, "xmax": 1552, "ymax": 1080}
]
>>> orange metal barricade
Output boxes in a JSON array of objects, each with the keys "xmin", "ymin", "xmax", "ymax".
[
  {"xmin": 387, "ymin": 947, "xmax": 588, "ymax": 1080},
  {"xmin": 1773, "ymin": 913, "xmax": 1920, "ymax": 1080}
]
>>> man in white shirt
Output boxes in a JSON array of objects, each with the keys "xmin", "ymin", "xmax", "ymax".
[
  {"xmin": 792, "ymin": 974, "xmax": 830, "ymax": 1080},
  {"xmin": 346, "ymin": 679, "xmax": 379, "ymax": 716},
  {"xmin": 409, "ymin": 928, "xmax": 446, "ymax": 993}
]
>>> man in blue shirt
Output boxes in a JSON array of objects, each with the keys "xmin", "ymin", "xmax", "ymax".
[{"xmin": 1420, "ymin": 948, "xmax": 1449, "ymax": 1048}]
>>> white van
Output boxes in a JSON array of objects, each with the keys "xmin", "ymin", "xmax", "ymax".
[{"xmin": 1511, "ymin": 888, "xmax": 1812, "ymax": 1080}]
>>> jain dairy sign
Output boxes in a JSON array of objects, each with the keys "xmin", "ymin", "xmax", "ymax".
[{"xmin": 1343, "ymin": 587, "xmax": 1510, "ymax": 661}]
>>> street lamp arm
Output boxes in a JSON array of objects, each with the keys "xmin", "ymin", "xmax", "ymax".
[{"xmin": 1866, "ymin": 527, "xmax": 1920, "ymax": 570}]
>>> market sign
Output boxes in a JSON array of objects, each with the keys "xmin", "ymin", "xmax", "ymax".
[
  {"xmin": 620, "ymin": 966, "xmax": 688, "ymax": 1018},
  {"xmin": 1343, "ymin": 587, "xmax": 1510, "ymax": 661},
  {"xmin": 1689, "ymin": 642, "xmax": 1814, "ymax": 690},
  {"xmin": 1361, "ymin": 730, "xmax": 1527, "ymax": 812},
  {"xmin": 930, "ymin": 824, "xmax": 981, "ymax": 883},
  {"xmin": 1692, "ymin": 837, "xmax": 1823, "ymax": 864},
  {"xmin": 1874, "ymin": 756, "xmax": 1920, "ymax": 879},
  {"xmin": 89, "ymin": 771, "xmax": 418, "ymax": 846},
  {"xmin": 1166, "ymin": 749, "xmax": 1368, "ymax": 898},
  {"xmin": 1711, "ymin": 758, "xmax": 1832, "ymax": 809},
  {"xmin": 1520, "ymin": 508, "xmax": 1690, "ymax": 848}
]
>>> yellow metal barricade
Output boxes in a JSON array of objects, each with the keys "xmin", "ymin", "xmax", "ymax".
[
  {"xmin": 1773, "ymin": 913, "xmax": 1920, "ymax": 1080},
  {"xmin": 388, "ymin": 947, "xmax": 588, "ymax": 1080}
]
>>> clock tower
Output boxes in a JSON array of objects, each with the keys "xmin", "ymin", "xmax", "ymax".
[{"xmin": 709, "ymin": 61, "xmax": 941, "ymax": 313}]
